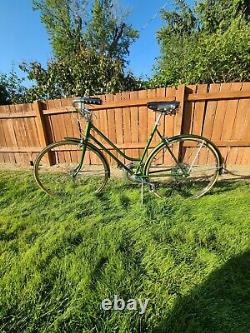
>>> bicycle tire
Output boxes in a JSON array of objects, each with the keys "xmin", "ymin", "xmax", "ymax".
[
  {"xmin": 144, "ymin": 134, "xmax": 221, "ymax": 198},
  {"xmin": 34, "ymin": 140, "xmax": 110, "ymax": 196}
]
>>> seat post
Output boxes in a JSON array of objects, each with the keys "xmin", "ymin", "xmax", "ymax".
[{"xmin": 155, "ymin": 112, "xmax": 163, "ymax": 127}]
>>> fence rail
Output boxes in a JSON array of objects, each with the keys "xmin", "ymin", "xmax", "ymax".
[{"xmin": 0, "ymin": 82, "xmax": 250, "ymax": 166}]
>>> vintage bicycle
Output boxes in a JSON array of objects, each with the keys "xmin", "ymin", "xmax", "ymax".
[{"xmin": 34, "ymin": 96, "xmax": 223, "ymax": 198}]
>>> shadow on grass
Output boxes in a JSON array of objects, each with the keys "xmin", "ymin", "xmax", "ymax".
[
  {"xmin": 210, "ymin": 178, "xmax": 250, "ymax": 196},
  {"xmin": 153, "ymin": 250, "xmax": 250, "ymax": 333},
  {"xmin": 155, "ymin": 178, "xmax": 250, "ymax": 198}
]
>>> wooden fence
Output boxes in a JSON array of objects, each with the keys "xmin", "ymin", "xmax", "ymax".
[{"xmin": 0, "ymin": 82, "xmax": 250, "ymax": 166}]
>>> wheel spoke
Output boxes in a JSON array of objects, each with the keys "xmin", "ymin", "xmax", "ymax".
[
  {"xmin": 34, "ymin": 141, "xmax": 108, "ymax": 196},
  {"xmin": 146, "ymin": 137, "xmax": 220, "ymax": 198}
]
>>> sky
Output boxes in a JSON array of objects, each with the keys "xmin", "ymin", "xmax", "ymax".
[{"xmin": 0, "ymin": 0, "xmax": 193, "ymax": 83}]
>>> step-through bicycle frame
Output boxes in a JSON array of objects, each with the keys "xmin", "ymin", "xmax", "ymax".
[{"xmin": 66, "ymin": 112, "xmax": 181, "ymax": 178}]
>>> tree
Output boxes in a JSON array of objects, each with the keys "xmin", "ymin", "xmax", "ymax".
[
  {"xmin": 85, "ymin": 0, "xmax": 138, "ymax": 64},
  {"xmin": 20, "ymin": 50, "xmax": 140, "ymax": 100},
  {"xmin": 0, "ymin": 73, "xmax": 27, "ymax": 105},
  {"xmin": 152, "ymin": 0, "xmax": 250, "ymax": 86},
  {"xmin": 22, "ymin": 0, "xmax": 140, "ymax": 99}
]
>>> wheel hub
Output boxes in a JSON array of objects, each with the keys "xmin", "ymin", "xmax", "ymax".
[{"xmin": 171, "ymin": 163, "xmax": 190, "ymax": 178}]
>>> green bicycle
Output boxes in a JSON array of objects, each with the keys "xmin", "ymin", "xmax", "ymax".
[{"xmin": 34, "ymin": 96, "xmax": 223, "ymax": 198}]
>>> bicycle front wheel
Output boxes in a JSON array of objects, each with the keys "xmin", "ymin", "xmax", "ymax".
[
  {"xmin": 144, "ymin": 135, "xmax": 221, "ymax": 198},
  {"xmin": 34, "ymin": 140, "xmax": 109, "ymax": 196}
]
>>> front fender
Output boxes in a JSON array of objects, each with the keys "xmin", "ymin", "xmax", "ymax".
[{"xmin": 64, "ymin": 137, "xmax": 81, "ymax": 143}]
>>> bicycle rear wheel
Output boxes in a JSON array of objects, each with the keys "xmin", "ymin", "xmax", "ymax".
[
  {"xmin": 34, "ymin": 140, "xmax": 109, "ymax": 196},
  {"xmin": 144, "ymin": 135, "xmax": 221, "ymax": 198}
]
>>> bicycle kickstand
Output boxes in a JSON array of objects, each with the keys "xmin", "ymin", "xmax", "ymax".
[{"xmin": 140, "ymin": 182, "xmax": 144, "ymax": 206}]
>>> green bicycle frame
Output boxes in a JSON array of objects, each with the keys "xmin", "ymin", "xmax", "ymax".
[{"xmin": 73, "ymin": 113, "xmax": 181, "ymax": 176}]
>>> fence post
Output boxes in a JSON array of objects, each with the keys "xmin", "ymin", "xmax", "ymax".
[{"xmin": 33, "ymin": 100, "xmax": 52, "ymax": 165}]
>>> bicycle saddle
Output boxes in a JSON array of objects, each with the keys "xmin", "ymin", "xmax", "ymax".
[
  {"xmin": 74, "ymin": 96, "xmax": 102, "ymax": 105},
  {"xmin": 147, "ymin": 101, "xmax": 179, "ymax": 114}
]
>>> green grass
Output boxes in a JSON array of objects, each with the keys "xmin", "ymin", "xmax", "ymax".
[{"xmin": 0, "ymin": 171, "xmax": 249, "ymax": 333}]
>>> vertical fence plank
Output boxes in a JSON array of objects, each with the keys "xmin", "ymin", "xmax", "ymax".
[
  {"xmin": 175, "ymin": 84, "xmax": 186, "ymax": 135},
  {"xmin": 129, "ymin": 90, "xmax": 140, "ymax": 159},
  {"xmin": 106, "ymin": 93, "xmax": 116, "ymax": 165},
  {"xmin": 121, "ymin": 91, "xmax": 131, "ymax": 160},
  {"xmin": 0, "ymin": 106, "xmax": 11, "ymax": 163},
  {"xmin": 164, "ymin": 86, "xmax": 176, "ymax": 137},
  {"xmin": 147, "ymin": 88, "xmax": 157, "ymax": 146},
  {"xmin": 15, "ymin": 103, "xmax": 31, "ymax": 164},
  {"xmin": 156, "ymin": 88, "xmax": 166, "ymax": 137},
  {"xmin": 182, "ymin": 85, "xmax": 197, "ymax": 135},
  {"xmin": 33, "ymin": 100, "xmax": 52, "ymax": 165},
  {"xmin": 202, "ymin": 84, "xmax": 221, "ymax": 140},
  {"xmin": 113, "ymin": 92, "xmax": 124, "ymax": 164},
  {"xmin": 138, "ymin": 89, "xmax": 148, "ymax": 155},
  {"xmin": 221, "ymin": 82, "xmax": 242, "ymax": 166},
  {"xmin": 173, "ymin": 84, "xmax": 186, "ymax": 162},
  {"xmin": 191, "ymin": 84, "xmax": 208, "ymax": 136},
  {"xmin": 211, "ymin": 83, "xmax": 231, "ymax": 163},
  {"xmin": 234, "ymin": 82, "xmax": 250, "ymax": 165},
  {"xmin": 241, "ymin": 82, "xmax": 250, "ymax": 165}
]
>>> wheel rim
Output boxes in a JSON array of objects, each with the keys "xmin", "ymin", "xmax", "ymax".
[
  {"xmin": 34, "ymin": 141, "xmax": 108, "ymax": 196},
  {"xmin": 146, "ymin": 137, "xmax": 220, "ymax": 198}
]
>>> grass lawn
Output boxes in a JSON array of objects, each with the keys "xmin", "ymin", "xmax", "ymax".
[{"xmin": 0, "ymin": 171, "xmax": 249, "ymax": 332}]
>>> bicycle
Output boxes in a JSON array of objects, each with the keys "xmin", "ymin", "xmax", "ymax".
[{"xmin": 34, "ymin": 96, "xmax": 223, "ymax": 198}]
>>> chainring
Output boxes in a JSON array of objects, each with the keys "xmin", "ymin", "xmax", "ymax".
[{"xmin": 124, "ymin": 162, "xmax": 141, "ymax": 182}]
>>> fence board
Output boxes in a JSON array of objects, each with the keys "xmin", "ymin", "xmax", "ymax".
[
  {"xmin": 129, "ymin": 90, "xmax": 140, "ymax": 159},
  {"xmin": 113, "ymin": 92, "xmax": 124, "ymax": 163},
  {"xmin": 164, "ymin": 86, "xmax": 176, "ymax": 137},
  {"xmin": 138, "ymin": 89, "xmax": 148, "ymax": 157},
  {"xmin": 202, "ymin": 84, "xmax": 220, "ymax": 140},
  {"xmin": 106, "ymin": 93, "xmax": 116, "ymax": 165},
  {"xmin": 235, "ymin": 82, "xmax": 250, "ymax": 165},
  {"xmin": 210, "ymin": 83, "xmax": 231, "ymax": 163},
  {"xmin": 10, "ymin": 105, "xmax": 24, "ymax": 164}
]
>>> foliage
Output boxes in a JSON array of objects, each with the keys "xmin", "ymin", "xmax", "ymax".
[
  {"xmin": 33, "ymin": 0, "xmax": 88, "ymax": 60},
  {"xmin": 152, "ymin": 0, "xmax": 250, "ymax": 87},
  {"xmin": 20, "ymin": 0, "xmax": 140, "ymax": 100},
  {"xmin": 0, "ymin": 73, "xmax": 28, "ymax": 105},
  {"xmin": 85, "ymin": 0, "xmax": 138, "ymax": 64},
  {"xmin": 195, "ymin": 0, "xmax": 250, "ymax": 33},
  {"xmin": 20, "ymin": 51, "xmax": 141, "ymax": 101},
  {"xmin": 32, "ymin": 0, "xmax": 138, "ymax": 63},
  {"xmin": 0, "ymin": 172, "xmax": 249, "ymax": 332}
]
